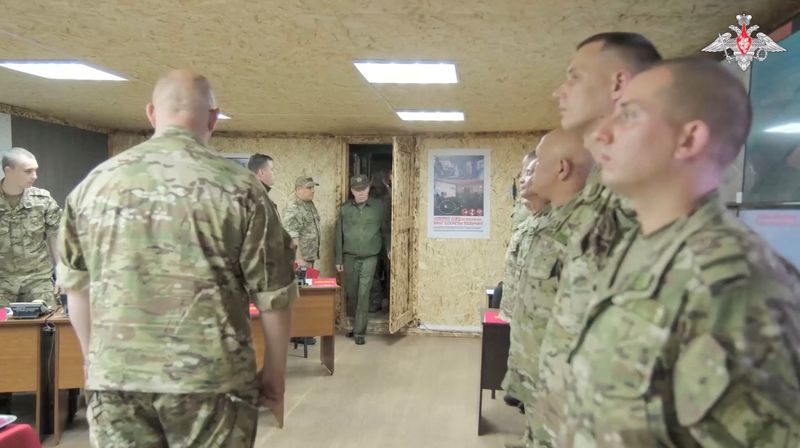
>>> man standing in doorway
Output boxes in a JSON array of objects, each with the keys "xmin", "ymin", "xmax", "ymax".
[
  {"xmin": 336, "ymin": 174, "xmax": 390, "ymax": 345},
  {"xmin": 282, "ymin": 175, "xmax": 322, "ymax": 345}
]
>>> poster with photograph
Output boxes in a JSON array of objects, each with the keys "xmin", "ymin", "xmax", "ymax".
[
  {"xmin": 428, "ymin": 149, "xmax": 491, "ymax": 239},
  {"xmin": 223, "ymin": 153, "xmax": 251, "ymax": 168}
]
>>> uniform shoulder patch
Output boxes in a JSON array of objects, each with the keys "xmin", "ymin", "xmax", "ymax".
[
  {"xmin": 27, "ymin": 186, "xmax": 52, "ymax": 198},
  {"xmin": 684, "ymin": 226, "xmax": 751, "ymax": 294}
]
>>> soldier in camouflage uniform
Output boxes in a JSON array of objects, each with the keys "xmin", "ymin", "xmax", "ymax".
[
  {"xmin": 283, "ymin": 176, "xmax": 321, "ymax": 267},
  {"xmin": 0, "ymin": 147, "xmax": 61, "ymax": 307},
  {"xmin": 500, "ymin": 151, "xmax": 548, "ymax": 414},
  {"xmin": 525, "ymin": 33, "xmax": 662, "ymax": 447},
  {"xmin": 508, "ymin": 129, "xmax": 593, "ymax": 448},
  {"xmin": 562, "ymin": 58, "xmax": 800, "ymax": 447},
  {"xmin": 57, "ymin": 70, "xmax": 294, "ymax": 447}
]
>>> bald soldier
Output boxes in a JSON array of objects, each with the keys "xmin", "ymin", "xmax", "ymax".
[
  {"xmin": 510, "ymin": 129, "xmax": 593, "ymax": 448},
  {"xmin": 526, "ymin": 32, "xmax": 662, "ymax": 445},
  {"xmin": 562, "ymin": 58, "xmax": 800, "ymax": 447},
  {"xmin": 57, "ymin": 70, "xmax": 293, "ymax": 446},
  {"xmin": 0, "ymin": 147, "xmax": 62, "ymax": 307},
  {"xmin": 500, "ymin": 151, "xmax": 549, "ymax": 415}
]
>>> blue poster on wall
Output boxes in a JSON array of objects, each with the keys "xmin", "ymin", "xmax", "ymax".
[{"xmin": 739, "ymin": 209, "xmax": 800, "ymax": 269}]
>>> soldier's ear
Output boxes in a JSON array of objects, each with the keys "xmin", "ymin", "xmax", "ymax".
[
  {"xmin": 558, "ymin": 159, "xmax": 572, "ymax": 181},
  {"xmin": 610, "ymin": 70, "xmax": 633, "ymax": 105},
  {"xmin": 675, "ymin": 120, "xmax": 711, "ymax": 161},
  {"xmin": 146, "ymin": 103, "xmax": 157, "ymax": 129}
]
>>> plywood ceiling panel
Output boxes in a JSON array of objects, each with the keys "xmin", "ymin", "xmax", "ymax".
[{"xmin": 0, "ymin": 0, "xmax": 797, "ymax": 133}]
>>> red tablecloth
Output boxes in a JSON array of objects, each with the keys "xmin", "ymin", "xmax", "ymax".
[{"xmin": 0, "ymin": 424, "xmax": 40, "ymax": 448}]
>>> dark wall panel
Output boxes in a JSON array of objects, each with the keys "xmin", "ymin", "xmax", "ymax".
[{"xmin": 11, "ymin": 116, "xmax": 108, "ymax": 206}]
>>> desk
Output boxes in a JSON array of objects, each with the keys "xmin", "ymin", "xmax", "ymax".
[
  {"xmin": 477, "ymin": 308, "xmax": 510, "ymax": 436},
  {"xmin": 49, "ymin": 315, "xmax": 83, "ymax": 445},
  {"xmin": 0, "ymin": 317, "xmax": 46, "ymax": 435},
  {"xmin": 251, "ymin": 286, "xmax": 338, "ymax": 375}
]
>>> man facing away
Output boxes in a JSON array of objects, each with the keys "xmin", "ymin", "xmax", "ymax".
[{"xmin": 57, "ymin": 70, "xmax": 292, "ymax": 447}]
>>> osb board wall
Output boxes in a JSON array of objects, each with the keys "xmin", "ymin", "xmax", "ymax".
[
  {"xmin": 414, "ymin": 134, "xmax": 543, "ymax": 328},
  {"xmin": 108, "ymin": 132, "xmax": 346, "ymax": 277}
]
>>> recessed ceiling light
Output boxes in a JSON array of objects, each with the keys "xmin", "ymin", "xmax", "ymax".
[
  {"xmin": 218, "ymin": 113, "xmax": 231, "ymax": 120},
  {"xmin": 354, "ymin": 61, "xmax": 457, "ymax": 84},
  {"xmin": 0, "ymin": 61, "xmax": 126, "ymax": 81},
  {"xmin": 765, "ymin": 122, "xmax": 800, "ymax": 133},
  {"xmin": 396, "ymin": 111, "xmax": 464, "ymax": 121}
]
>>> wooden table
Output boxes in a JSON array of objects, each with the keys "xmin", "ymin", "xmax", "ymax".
[
  {"xmin": 0, "ymin": 316, "xmax": 47, "ymax": 435},
  {"xmin": 49, "ymin": 314, "xmax": 83, "ymax": 445},
  {"xmin": 477, "ymin": 308, "xmax": 510, "ymax": 436},
  {"xmin": 251, "ymin": 286, "xmax": 338, "ymax": 375}
]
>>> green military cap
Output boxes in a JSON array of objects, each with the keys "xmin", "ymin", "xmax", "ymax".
[
  {"xmin": 350, "ymin": 174, "xmax": 370, "ymax": 190},
  {"xmin": 295, "ymin": 176, "xmax": 319, "ymax": 188}
]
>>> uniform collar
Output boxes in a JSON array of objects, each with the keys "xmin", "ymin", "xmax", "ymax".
[
  {"xmin": 153, "ymin": 126, "xmax": 205, "ymax": 146},
  {"xmin": 352, "ymin": 198, "xmax": 371, "ymax": 206},
  {"xmin": 0, "ymin": 179, "xmax": 31, "ymax": 210}
]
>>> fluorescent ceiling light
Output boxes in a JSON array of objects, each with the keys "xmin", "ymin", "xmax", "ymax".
[
  {"xmin": 0, "ymin": 61, "xmax": 126, "ymax": 81},
  {"xmin": 765, "ymin": 122, "xmax": 800, "ymax": 133},
  {"xmin": 396, "ymin": 110, "xmax": 464, "ymax": 121},
  {"xmin": 218, "ymin": 113, "xmax": 231, "ymax": 120},
  {"xmin": 354, "ymin": 61, "xmax": 457, "ymax": 84}
]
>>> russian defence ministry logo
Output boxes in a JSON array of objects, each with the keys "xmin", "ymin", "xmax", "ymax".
[{"xmin": 702, "ymin": 14, "xmax": 786, "ymax": 71}]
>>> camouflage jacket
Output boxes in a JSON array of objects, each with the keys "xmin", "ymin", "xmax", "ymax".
[
  {"xmin": 263, "ymin": 186, "xmax": 299, "ymax": 306},
  {"xmin": 511, "ymin": 201, "xmax": 532, "ymax": 232},
  {"xmin": 57, "ymin": 126, "xmax": 292, "ymax": 395},
  {"xmin": 563, "ymin": 191, "xmax": 800, "ymax": 447},
  {"xmin": 499, "ymin": 205, "xmax": 550, "ymax": 321},
  {"xmin": 282, "ymin": 197, "xmax": 321, "ymax": 261},
  {"xmin": 533, "ymin": 169, "xmax": 637, "ymax": 442},
  {"xmin": 0, "ymin": 183, "xmax": 61, "ymax": 275},
  {"xmin": 507, "ymin": 197, "xmax": 578, "ymax": 405}
]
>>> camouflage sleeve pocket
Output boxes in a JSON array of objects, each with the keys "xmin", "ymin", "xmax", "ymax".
[{"xmin": 674, "ymin": 333, "xmax": 730, "ymax": 426}]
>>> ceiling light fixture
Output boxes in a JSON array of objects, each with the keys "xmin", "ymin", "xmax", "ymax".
[
  {"xmin": 354, "ymin": 61, "xmax": 458, "ymax": 84},
  {"xmin": 765, "ymin": 122, "xmax": 800, "ymax": 133},
  {"xmin": 396, "ymin": 110, "xmax": 464, "ymax": 121},
  {"xmin": 0, "ymin": 60, "xmax": 126, "ymax": 81}
]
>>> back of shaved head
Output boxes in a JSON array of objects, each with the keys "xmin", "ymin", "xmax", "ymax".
[
  {"xmin": 652, "ymin": 57, "xmax": 752, "ymax": 167},
  {"xmin": 152, "ymin": 70, "xmax": 217, "ymax": 115},
  {"xmin": 541, "ymin": 128, "xmax": 594, "ymax": 177}
]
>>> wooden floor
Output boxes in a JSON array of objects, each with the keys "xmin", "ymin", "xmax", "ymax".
[{"xmin": 19, "ymin": 334, "xmax": 525, "ymax": 447}]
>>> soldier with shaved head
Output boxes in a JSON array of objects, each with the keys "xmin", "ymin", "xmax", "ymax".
[
  {"xmin": 563, "ymin": 58, "xmax": 800, "ymax": 446},
  {"xmin": 507, "ymin": 128, "xmax": 593, "ymax": 448},
  {"xmin": 57, "ymin": 70, "xmax": 293, "ymax": 446}
]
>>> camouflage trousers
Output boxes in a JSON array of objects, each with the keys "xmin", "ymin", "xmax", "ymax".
[
  {"xmin": 0, "ymin": 271, "xmax": 54, "ymax": 307},
  {"xmin": 85, "ymin": 390, "xmax": 259, "ymax": 448}
]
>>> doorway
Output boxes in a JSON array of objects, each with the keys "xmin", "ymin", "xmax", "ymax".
[{"xmin": 345, "ymin": 144, "xmax": 393, "ymax": 334}]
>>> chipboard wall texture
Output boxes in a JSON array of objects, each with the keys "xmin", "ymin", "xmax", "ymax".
[{"xmin": 415, "ymin": 134, "xmax": 543, "ymax": 328}]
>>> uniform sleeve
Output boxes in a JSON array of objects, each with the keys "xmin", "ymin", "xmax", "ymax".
[
  {"xmin": 239, "ymin": 182, "xmax": 282, "ymax": 312},
  {"xmin": 281, "ymin": 203, "xmax": 301, "ymax": 239},
  {"xmin": 335, "ymin": 209, "xmax": 344, "ymax": 266},
  {"xmin": 672, "ymin": 272, "xmax": 800, "ymax": 447},
  {"xmin": 44, "ymin": 195, "xmax": 63, "ymax": 240},
  {"xmin": 56, "ymin": 196, "xmax": 89, "ymax": 291}
]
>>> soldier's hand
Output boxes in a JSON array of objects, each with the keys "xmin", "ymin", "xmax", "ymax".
[{"xmin": 336, "ymin": 265, "xmax": 344, "ymax": 272}]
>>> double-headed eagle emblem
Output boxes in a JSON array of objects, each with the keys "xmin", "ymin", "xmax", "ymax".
[{"xmin": 702, "ymin": 14, "xmax": 786, "ymax": 71}]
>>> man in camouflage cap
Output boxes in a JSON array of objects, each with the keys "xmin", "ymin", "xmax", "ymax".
[
  {"xmin": 283, "ymin": 175, "xmax": 321, "ymax": 268},
  {"xmin": 524, "ymin": 32, "xmax": 661, "ymax": 446},
  {"xmin": 335, "ymin": 174, "xmax": 389, "ymax": 345},
  {"xmin": 0, "ymin": 147, "xmax": 61, "ymax": 307},
  {"xmin": 561, "ymin": 57, "xmax": 800, "ymax": 447},
  {"xmin": 509, "ymin": 129, "xmax": 593, "ymax": 448},
  {"xmin": 57, "ymin": 70, "xmax": 293, "ymax": 447}
]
